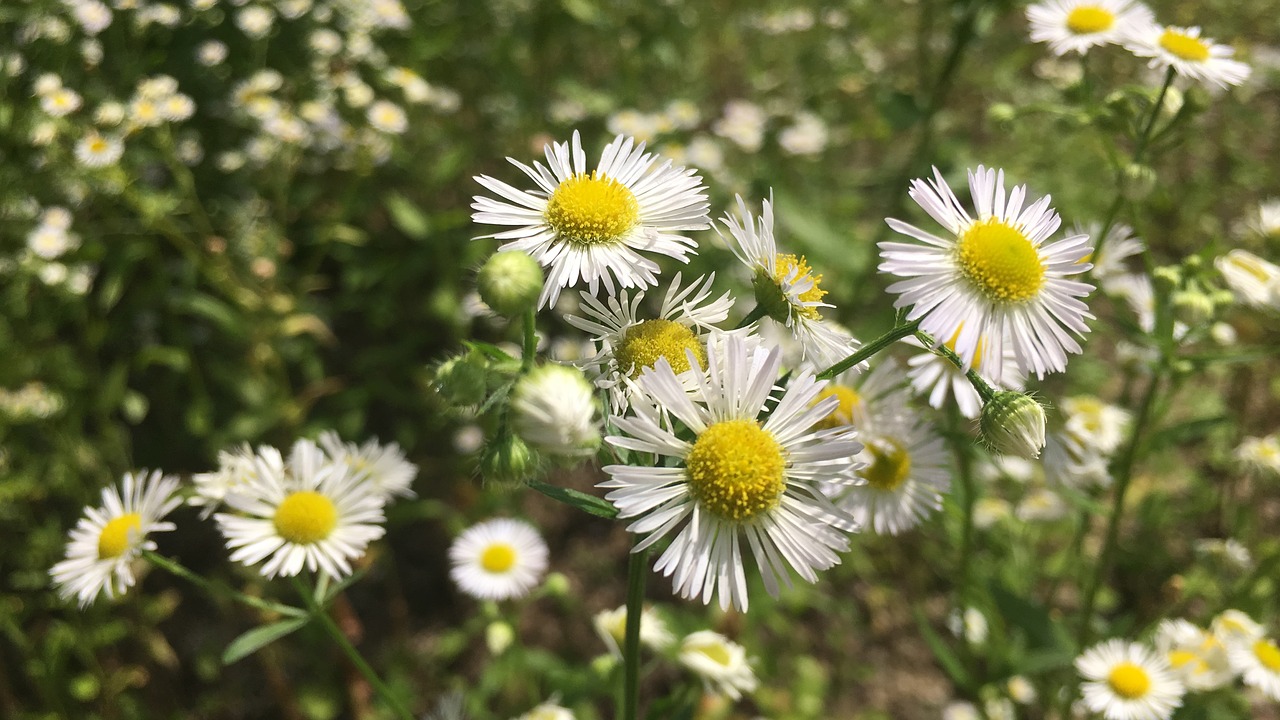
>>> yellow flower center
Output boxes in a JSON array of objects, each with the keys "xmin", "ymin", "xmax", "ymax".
[
  {"xmin": 813, "ymin": 385, "xmax": 861, "ymax": 429},
  {"xmin": 944, "ymin": 326, "xmax": 986, "ymax": 369},
  {"xmin": 1106, "ymin": 662, "xmax": 1151, "ymax": 700},
  {"xmin": 98, "ymin": 513, "xmax": 143, "ymax": 559},
  {"xmin": 956, "ymin": 218, "xmax": 1045, "ymax": 302},
  {"xmin": 273, "ymin": 490, "xmax": 338, "ymax": 544},
  {"xmin": 699, "ymin": 644, "xmax": 733, "ymax": 666},
  {"xmin": 685, "ymin": 419, "xmax": 787, "ymax": 522},
  {"xmin": 773, "ymin": 253, "xmax": 825, "ymax": 319},
  {"xmin": 1159, "ymin": 29, "xmax": 1211, "ymax": 62},
  {"xmin": 615, "ymin": 319, "xmax": 705, "ymax": 378},
  {"xmin": 1065, "ymin": 6, "xmax": 1115, "ymax": 34},
  {"xmin": 480, "ymin": 543, "xmax": 517, "ymax": 573},
  {"xmin": 89, "ymin": 138, "xmax": 109, "ymax": 153},
  {"xmin": 544, "ymin": 172, "xmax": 640, "ymax": 247},
  {"xmin": 1167, "ymin": 650, "xmax": 1207, "ymax": 675},
  {"xmin": 862, "ymin": 437, "xmax": 912, "ymax": 491},
  {"xmin": 1254, "ymin": 639, "xmax": 1280, "ymax": 672}
]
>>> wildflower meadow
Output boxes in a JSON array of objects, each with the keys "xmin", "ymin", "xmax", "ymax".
[{"xmin": 5, "ymin": 0, "xmax": 1280, "ymax": 718}]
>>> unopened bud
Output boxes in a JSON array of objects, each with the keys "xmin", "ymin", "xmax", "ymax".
[
  {"xmin": 1210, "ymin": 321, "xmax": 1237, "ymax": 345},
  {"xmin": 1121, "ymin": 163, "xmax": 1157, "ymax": 202},
  {"xmin": 543, "ymin": 572, "xmax": 571, "ymax": 598},
  {"xmin": 478, "ymin": 433, "xmax": 538, "ymax": 487},
  {"xmin": 511, "ymin": 364, "xmax": 601, "ymax": 458},
  {"xmin": 1172, "ymin": 289, "xmax": 1214, "ymax": 325},
  {"xmin": 987, "ymin": 103, "xmax": 1017, "ymax": 124},
  {"xmin": 434, "ymin": 355, "xmax": 489, "ymax": 407},
  {"xmin": 1159, "ymin": 86, "xmax": 1184, "ymax": 117},
  {"xmin": 1152, "ymin": 265, "xmax": 1181, "ymax": 288},
  {"xmin": 477, "ymin": 251, "xmax": 543, "ymax": 317},
  {"xmin": 486, "ymin": 621, "xmax": 514, "ymax": 655},
  {"xmin": 980, "ymin": 392, "xmax": 1047, "ymax": 460}
]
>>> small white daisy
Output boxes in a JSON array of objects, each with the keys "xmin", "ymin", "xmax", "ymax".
[
  {"xmin": 1211, "ymin": 609, "xmax": 1264, "ymax": 646},
  {"xmin": 1126, "ymin": 25, "xmax": 1251, "ymax": 89},
  {"xmin": 318, "ymin": 430, "xmax": 418, "ymax": 500},
  {"xmin": 510, "ymin": 364, "xmax": 602, "ymax": 458},
  {"xmin": 721, "ymin": 194, "xmax": 857, "ymax": 368},
  {"xmin": 1227, "ymin": 635, "xmax": 1280, "ymax": 701},
  {"xmin": 448, "ymin": 518, "xmax": 549, "ymax": 601},
  {"xmin": 812, "ymin": 357, "xmax": 913, "ymax": 431},
  {"xmin": 1082, "ymin": 223, "xmax": 1145, "ymax": 292},
  {"xmin": 565, "ymin": 272, "xmax": 733, "ymax": 412},
  {"xmin": 1061, "ymin": 395, "xmax": 1132, "ymax": 455},
  {"xmin": 833, "ymin": 408, "xmax": 950, "ymax": 535},
  {"xmin": 1216, "ymin": 249, "xmax": 1280, "ymax": 309},
  {"xmin": 367, "ymin": 99, "xmax": 408, "ymax": 134},
  {"xmin": 601, "ymin": 335, "xmax": 861, "ymax": 611},
  {"xmin": 1027, "ymin": 0, "xmax": 1154, "ymax": 56},
  {"xmin": 1015, "ymin": 486, "xmax": 1069, "ymax": 522},
  {"xmin": 74, "ymin": 131, "xmax": 124, "ymax": 167},
  {"xmin": 158, "ymin": 93, "xmax": 196, "ymax": 122},
  {"xmin": 881, "ymin": 166, "xmax": 1095, "ymax": 381},
  {"xmin": 471, "ymin": 130, "xmax": 710, "ymax": 308},
  {"xmin": 26, "ymin": 224, "xmax": 78, "ymax": 260},
  {"xmin": 50, "ymin": 470, "xmax": 182, "ymax": 608},
  {"xmin": 1076, "ymin": 639, "xmax": 1185, "ymax": 720},
  {"xmin": 1043, "ymin": 429, "xmax": 1112, "ymax": 489},
  {"xmin": 678, "ymin": 631, "xmax": 759, "ymax": 700},
  {"xmin": 1234, "ymin": 434, "xmax": 1280, "ymax": 476},
  {"xmin": 191, "ymin": 443, "xmax": 283, "ymax": 516},
  {"xmin": 1154, "ymin": 619, "xmax": 1233, "ymax": 692},
  {"xmin": 40, "ymin": 88, "xmax": 82, "ymax": 117},
  {"xmin": 513, "ymin": 701, "xmax": 574, "ymax": 720},
  {"xmin": 904, "ymin": 331, "xmax": 1024, "ymax": 419},
  {"xmin": 215, "ymin": 439, "xmax": 386, "ymax": 580},
  {"xmin": 593, "ymin": 605, "xmax": 675, "ymax": 658}
]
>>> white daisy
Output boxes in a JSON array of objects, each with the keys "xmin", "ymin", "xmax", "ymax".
[
  {"xmin": 448, "ymin": 518, "xmax": 549, "ymax": 601},
  {"xmin": 1227, "ymin": 635, "xmax": 1280, "ymax": 701},
  {"xmin": 367, "ymin": 99, "xmax": 407, "ymax": 134},
  {"xmin": 1015, "ymin": 486, "xmax": 1069, "ymax": 522},
  {"xmin": 1082, "ymin": 222, "xmax": 1145, "ymax": 292},
  {"xmin": 881, "ymin": 165, "xmax": 1095, "ymax": 381},
  {"xmin": 593, "ymin": 605, "xmax": 675, "ymax": 658},
  {"xmin": 678, "ymin": 630, "xmax": 759, "ymax": 700},
  {"xmin": 812, "ymin": 357, "xmax": 913, "ymax": 431},
  {"xmin": 26, "ymin": 224, "xmax": 78, "ymax": 260},
  {"xmin": 1235, "ymin": 434, "xmax": 1280, "ymax": 476},
  {"xmin": 833, "ymin": 408, "xmax": 950, "ymax": 535},
  {"xmin": 1076, "ymin": 639, "xmax": 1185, "ymax": 720},
  {"xmin": 1043, "ymin": 429, "xmax": 1112, "ymax": 489},
  {"xmin": 1125, "ymin": 25, "xmax": 1251, "ymax": 89},
  {"xmin": 40, "ymin": 88, "xmax": 82, "ymax": 117},
  {"xmin": 74, "ymin": 131, "xmax": 124, "ymax": 167},
  {"xmin": 471, "ymin": 130, "xmax": 710, "ymax": 308},
  {"xmin": 565, "ymin": 272, "xmax": 733, "ymax": 412},
  {"xmin": 511, "ymin": 364, "xmax": 601, "ymax": 458},
  {"xmin": 904, "ymin": 331, "xmax": 1024, "ymax": 419},
  {"xmin": 215, "ymin": 439, "xmax": 386, "ymax": 580},
  {"xmin": 50, "ymin": 471, "xmax": 182, "ymax": 608},
  {"xmin": 1061, "ymin": 395, "xmax": 1132, "ymax": 455},
  {"xmin": 1211, "ymin": 609, "xmax": 1264, "ymax": 646},
  {"xmin": 1154, "ymin": 619, "xmax": 1233, "ymax": 692},
  {"xmin": 721, "ymin": 194, "xmax": 858, "ymax": 368},
  {"xmin": 1216, "ymin": 249, "xmax": 1280, "ymax": 309},
  {"xmin": 513, "ymin": 701, "xmax": 574, "ymax": 720},
  {"xmin": 191, "ymin": 443, "xmax": 283, "ymax": 516},
  {"xmin": 601, "ymin": 335, "xmax": 861, "ymax": 611},
  {"xmin": 318, "ymin": 430, "xmax": 418, "ymax": 500},
  {"xmin": 1027, "ymin": 0, "xmax": 1154, "ymax": 56}
]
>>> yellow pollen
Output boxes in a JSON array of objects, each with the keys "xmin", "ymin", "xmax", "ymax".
[
  {"xmin": 700, "ymin": 644, "xmax": 733, "ymax": 666},
  {"xmin": 862, "ymin": 437, "xmax": 912, "ymax": 491},
  {"xmin": 813, "ymin": 385, "xmax": 861, "ymax": 429},
  {"xmin": 955, "ymin": 218, "xmax": 1045, "ymax": 302},
  {"xmin": 685, "ymin": 419, "xmax": 787, "ymax": 522},
  {"xmin": 480, "ymin": 543, "xmax": 517, "ymax": 573},
  {"xmin": 98, "ymin": 513, "xmax": 143, "ymax": 559},
  {"xmin": 615, "ymin": 319, "xmax": 705, "ymax": 378},
  {"xmin": 1159, "ymin": 29, "xmax": 1210, "ymax": 62},
  {"xmin": 1106, "ymin": 662, "xmax": 1151, "ymax": 700},
  {"xmin": 544, "ymin": 172, "xmax": 640, "ymax": 246},
  {"xmin": 1255, "ymin": 639, "xmax": 1280, "ymax": 672},
  {"xmin": 1065, "ymin": 6, "xmax": 1115, "ymax": 34},
  {"xmin": 273, "ymin": 491, "xmax": 338, "ymax": 544},
  {"xmin": 1168, "ymin": 650, "xmax": 1202, "ymax": 672},
  {"xmin": 89, "ymin": 138, "xmax": 109, "ymax": 153},
  {"xmin": 773, "ymin": 253, "xmax": 825, "ymax": 319}
]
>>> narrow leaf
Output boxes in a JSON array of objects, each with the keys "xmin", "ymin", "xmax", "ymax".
[
  {"xmin": 913, "ymin": 607, "xmax": 971, "ymax": 690},
  {"xmin": 527, "ymin": 479, "xmax": 618, "ymax": 519},
  {"xmin": 222, "ymin": 617, "xmax": 309, "ymax": 665}
]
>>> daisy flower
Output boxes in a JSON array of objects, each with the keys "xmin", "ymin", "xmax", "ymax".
[
  {"xmin": 721, "ymin": 194, "xmax": 857, "ymax": 368},
  {"xmin": 1227, "ymin": 635, "xmax": 1280, "ymax": 701},
  {"xmin": 1211, "ymin": 609, "xmax": 1264, "ymax": 646},
  {"xmin": 905, "ymin": 331, "xmax": 1024, "ymax": 419},
  {"xmin": 833, "ymin": 408, "xmax": 950, "ymax": 535},
  {"xmin": 1234, "ymin": 434, "xmax": 1280, "ymax": 476},
  {"xmin": 565, "ymin": 272, "xmax": 733, "ymax": 412},
  {"xmin": 812, "ymin": 357, "xmax": 913, "ymax": 431},
  {"xmin": 1027, "ymin": 0, "xmax": 1154, "ymax": 56},
  {"xmin": 448, "ymin": 518, "xmax": 549, "ymax": 600},
  {"xmin": 50, "ymin": 471, "xmax": 182, "ymax": 608},
  {"xmin": 1216, "ymin": 249, "xmax": 1280, "ymax": 309},
  {"xmin": 511, "ymin": 364, "xmax": 602, "ymax": 458},
  {"xmin": 74, "ymin": 131, "xmax": 124, "ymax": 167},
  {"xmin": 593, "ymin": 605, "xmax": 675, "ymax": 658},
  {"xmin": 471, "ymin": 130, "xmax": 710, "ymax": 308},
  {"xmin": 191, "ymin": 443, "xmax": 283, "ymax": 516},
  {"xmin": 881, "ymin": 165, "xmax": 1095, "ymax": 381},
  {"xmin": 601, "ymin": 335, "xmax": 861, "ymax": 611},
  {"xmin": 1154, "ymin": 619, "xmax": 1233, "ymax": 692},
  {"xmin": 1076, "ymin": 639, "xmax": 1185, "ymax": 720},
  {"xmin": 1082, "ymin": 222, "xmax": 1145, "ymax": 291},
  {"xmin": 678, "ymin": 631, "xmax": 759, "ymax": 700},
  {"xmin": 1061, "ymin": 395, "xmax": 1132, "ymax": 455},
  {"xmin": 215, "ymin": 439, "xmax": 386, "ymax": 580},
  {"xmin": 318, "ymin": 430, "xmax": 418, "ymax": 500},
  {"xmin": 1125, "ymin": 25, "xmax": 1251, "ymax": 89}
]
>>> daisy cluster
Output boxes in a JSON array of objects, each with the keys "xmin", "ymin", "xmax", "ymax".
[
  {"xmin": 50, "ymin": 431, "xmax": 416, "ymax": 607},
  {"xmin": 1076, "ymin": 610, "xmax": 1280, "ymax": 719}
]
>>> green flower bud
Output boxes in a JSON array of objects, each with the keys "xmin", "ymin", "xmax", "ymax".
[
  {"xmin": 485, "ymin": 621, "xmax": 515, "ymax": 656},
  {"xmin": 543, "ymin": 572, "xmax": 571, "ymax": 598},
  {"xmin": 1121, "ymin": 163, "xmax": 1157, "ymax": 202},
  {"xmin": 511, "ymin": 365, "xmax": 601, "ymax": 458},
  {"xmin": 1172, "ymin": 289, "xmax": 1214, "ymax": 326},
  {"xmin": 478, "ymin": 433, "xmax": 539, "ymax": 487},
  {"xmin": 987, "ymin": 103, "xmax": 1017, "ymax": 124},
  {"xmin": 434, "ymin": 354, "xmax": 489, "ymax": 407},
  {"xmin": 1152, "ymin": 265, "xmax": 1182, "ymax": 288},
  {"xmin": 980, "ymin": 391, "xmax": 1047, "ymax": 460},
  {"xmin": 477, "ymin": 251, "xmax": 544, "ymax": 317}
]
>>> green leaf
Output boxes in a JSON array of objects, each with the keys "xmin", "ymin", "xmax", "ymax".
[
  {"xmin": 990, "ymin": 582, "xmax": 1070, "ymax": 652},
  {"xmin": 1148, "ymin": 415, "xmax": 1229, "ymax": 449},
  {"xmin": 222, "ymin": 617, "xmax": 309, "ymax": 665},
  {"xmin": 912, "ymin": 607, "xmax": 971, "ymax": 690},
  {"xmin": 527, "ymin": 479, "xmax": 618, "ymax": 519},
  {"xmin": 385, "ymin": 193, "xmax": 430, "ymax": 240}
]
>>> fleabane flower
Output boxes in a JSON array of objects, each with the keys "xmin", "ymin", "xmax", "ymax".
[
  {"xmin": 565, "ymin": 272, "xmax": 733, "ymax": 412},
  {"xmin": 601, "ymin": 335, "xmax": 861, "ymax": 611},
  {"xmin": 593, "ymin": 605, "xmax": 675, "ymax": 658},
  {"xmin": 471, "ymin": 130, "xmax": 710, "ymax": 308},
  {"xmin": 215, "ymin": 439, "xmax": 386, "ymax": 580},
  {"xmin": 1125, "ymin": 25, "xmax": 1251, "ymax": 89},
  {"xmin": 50, "ymin": 471, "xmax": 182, "ymax": 608},
  {"xmin": 511, "ymin": 364, "xmax": 601, "ymax": 458},
  {"xmin": 74, "ymin": 131, "xmax": 124, "ymax": 167},
  {"xmin": 1234, "ymin": 434, "xmax": 1280, "ymax": 476},
  {"xmin": 191, "ymin": 444, "xmax": 283, "ymax": 516},
  {"xmin": 1154, "ymin": 619, "xmax": 1233, "ymax": 692},
  {"xmin": 1216, "ymin": 249, "xmax": 1280, "ymax": 309},
  {"xmin": 1076, "ymin": 639, "xmax": 1185, "ymax": 720},
  {"xmin": 318, "ymin": 430, "xmax": 418, "ymax": 500},
  {"xmin": 1062, "ymin": 395, "xmax": 1132, "ymax": 455},
  {"xmin": 812, "ymin": 357, "xmax": 913, "ymax": 431},
  {"xmin": 1083, "ymin": 222, "xmax": 1145, "ymax": 292},
  {"xmin": 1227, "ymin": 634, "xmax": 1280, "ymax": 701},
  {"xmin": 678, "ymin": 631, "xmax": 759, "ymax": 700},
  {"xmin": 1211, "ymin": 609, "xmax": 1264, "ymax": 647},
  {"xmin": 904, "ymin": 331, "xmax": 1024, "ymax": 419},
  {"xmin": 881, "ymin": 166, "xmax": 1094, "ymax": 381},
  {"xmin": 449, "ymin": 518, "xmax": 549, "ymax": 600},
  {"xmin": 1027, "ymin": 0, "xmax": 1154, "ymax": 56},
  {"xmin": 721, "ymin": 194, "xmax": 857, "ymax": 368},
  {"xmin": 834, "ymin": 407, "xmax": 950, "ymax": 535}
]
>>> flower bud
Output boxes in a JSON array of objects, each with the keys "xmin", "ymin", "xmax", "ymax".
[
  {"xmin": 1152, "ymin": 265, "xmax": 1181, "ymax": 288},
  {"xmin": 434, "ymin": 354, "xmax": 489, "ymax": 407},
  {"xmin": 979, "ymin": 391, "xmax": 1047, "ymax": 460},
  {"xmin": 511, "ymin": 364, "xmax": 601, "ymax": 458},
  {"xmin": 1172, "ymin": 289, "xmax": 1214, "ymax": 326},
  {"xmin": 986, "ymin": 103, "xmax": 1017, "ymax": 124},
  {"xmin": 478, "ymin": 433, "xmax": 538, "ymax": 487},
  {"xmin": 477, "ymin": 251, "xmax": 543, "ymax": 317},
  {"xmin": 1121, "ymin": 163, "xmax": 1157, "ymax": 201},
  {"xmin": 543, "ymin": 571, "xmax": 571, "ymax": 598},
  {"xmin": 486, "ymin": 621, "xmax": 515, "ymax": 655}
]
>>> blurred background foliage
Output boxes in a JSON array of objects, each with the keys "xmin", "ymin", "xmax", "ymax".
[{"xmin": 1, "ymin": 0, "xmax": 1278, "ymax": 717}]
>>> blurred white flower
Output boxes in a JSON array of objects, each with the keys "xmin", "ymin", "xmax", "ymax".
[
  {"xmin": 713, "ymin": 99, "xmax": 766, "ymax": 152},
  {"xmin": 197, "ymin": 40, "xmax": 228, "ymax": 66},
  {"xmin": 1061, "ymin": 395, "xmax": 1132, "ymax": 455},
  {"xmin": 679, "ymin": 631, "xmax": 759, "ymax": 700},
  {"xmin": 593, "ymin": 605, "xmax": 675, "ymax": 658},
  {"xmin": 1235, "ymin": 434, "xmax": 1280, "ymax": 476},
  {"xmin": 71, "ymin": 1, "xmax": 114, "ymax": 34},
  {"xmin": 948, "ymin": 607, "xmax": 989, "ymax": 644},
  {"xmin": 75, "ymin": 132, "xmax": 124, "ymax": 167},
  {"xmin": 40, "ymin": 87, "xmax": 82, "ymax": 117},
  {"xmin": 1217, "ymin": 249, "xmax": 1280, "ymax": 309},
  {"xmin": 27, "ymin": 224, "xmax": 78, "ymax": 260},
  {"xmin": 1016, "ymin": 487, "xmax": 1068, "ymax": 522},
  {"xmin": 367, "ymin": 99, "xmax": 407, "ymax": 134},
  {"xmin": 236, "ymin": 5, "xmax": 275, "ymax": 39},
  {"xmin": 510, "ymin": 364, "xmax": 600, "ymax": 457},
  {"xmin": 778, "ymin": 112, "xmax": 829, "ymax": 156}
]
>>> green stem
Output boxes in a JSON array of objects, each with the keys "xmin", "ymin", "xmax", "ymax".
[
  {"xmin": 292, "ymin": 578, "xmax": 413, "ymax": 720},
  {"xmin": 817, "ymin": 319, "xmax": 920, "ymax": 380},
  {"xmin": 735, "ymin": 304, "xmax": 768, "ymax": 330},
  {"xmin": 919, "ymin": 332, "xmax": 997, "ymax": 403},
  {"xmin": 521, "ymin": 309, "xmax": 537, "ymax": 372},
  {"xmin": 621, "ymin": 546, "xmax": 648, "ymax": 720},
  {"xmin": 144, "ymin": 551, "xmax": 307, "ymax": 618},
  {"xmin": 951, "ymin": 422, "xmax": 979, "ymax": 663}
]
